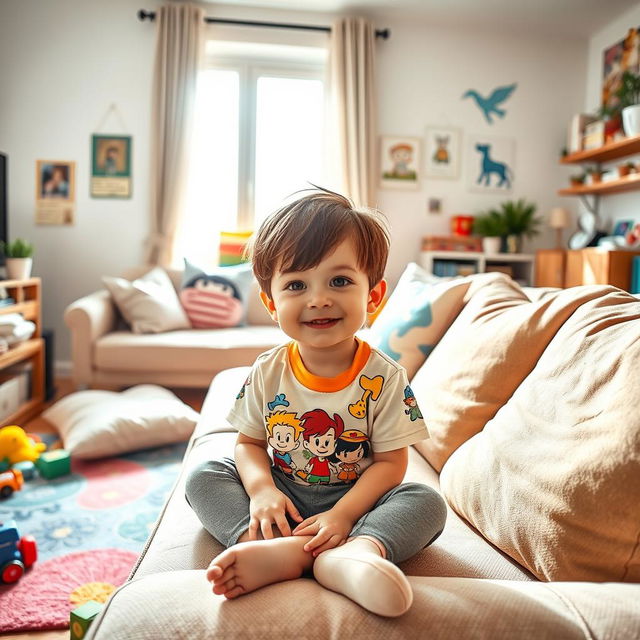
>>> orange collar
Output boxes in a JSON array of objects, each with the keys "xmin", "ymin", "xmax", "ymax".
[{"xmin": 287, "ymin": 339, "xmax": 372, "ymax": 392}]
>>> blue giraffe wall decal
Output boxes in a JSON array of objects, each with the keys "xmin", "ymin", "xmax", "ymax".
[
  {"xmin": 475, "ymin": 143, "xmax": 512, "ymax": 188},
  {"xmin": 462, "ymin": 83, "xmax": 517, "ymax": 124}
]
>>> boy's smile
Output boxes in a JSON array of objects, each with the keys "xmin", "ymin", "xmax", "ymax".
[{"xmin": 260, "ymin": 238, "xmax": 386, "ymax": 375}]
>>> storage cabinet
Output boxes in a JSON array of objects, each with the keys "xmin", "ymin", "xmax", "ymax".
[
  {"xmin": 0, "ymin": 278, "xmax": 44, "ymax": 426},
  {"xmin": 419, "ymin": 251, "xmax": 535, "ymax": 286},
  {"xmin": 535, "ymin": 249, "xmax": 566, "ymax": 288},
  {"xmin": 535, "ymin": 248, "xmax": 640, "ymax": 291}
]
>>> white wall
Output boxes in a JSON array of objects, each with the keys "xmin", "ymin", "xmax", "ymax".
[
  {"xmin": 0, "ymin": 0, "xmax": 588, "ymax": 367},
  {"xmin": 584, "ymin": 2, "xmax": 640, "ymax": 230}
]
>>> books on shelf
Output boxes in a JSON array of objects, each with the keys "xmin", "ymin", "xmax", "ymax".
[
  {"xmin": 568, "ymin": 113, "xmax": 597, "ymax": 153},
  {"xmin": 582, "ymin": 120, "xmax": 605, "ymax": 151},
  {"xmin": 433, "ymin": 259, "xmax": 478, "ymax": 278}
]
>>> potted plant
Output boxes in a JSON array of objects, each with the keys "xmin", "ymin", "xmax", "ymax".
[
  {"xmin": 615, "ymin": 70, "xmax": 640, "ymax": 136},
  {"xmin": 472, "ymin": 210, "xmax": 507, "ymax": 254},
  {"xmin": 586, "ymin": 166, "xmax": 603, "ymax": 183},
  {"xmin": 570, "ymin": 173, "xmax": 586, "ymax": 187},
  {"xmin": 498, "ymin": 199, "xmax": 542, "ymax": 253},
  {"xmin": 0, "ymin": 239, "xmax": 34, "ymax": 280},
  {"xmin": 618, "ymin": 161, "xmax": 636, "ymax": 178}
]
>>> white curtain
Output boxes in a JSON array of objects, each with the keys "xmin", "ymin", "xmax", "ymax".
[
  {"xmin": 146, "ymin": 2, "xmax": 204, "ymax": 266},
  {"xmin": 328, "ymin": 17, "xmax": 377, "ymax": 208}
]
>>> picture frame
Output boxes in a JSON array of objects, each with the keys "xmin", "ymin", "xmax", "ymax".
[
  {"xmin": 466, "ymin": 134, "xmax": 515, "ymax": 194},
  {"xmin": 91, "ymin": 134, "xmax": 132, "ymax": 198},
  {"xmin": 379, "ymin": 136, "xmax": 421, "ymax": 190},
  {"xmin": 602, "ymin": 28, "xmax": 640, "ymax": 114},
  {"xmin": 35, "ymin": 160, "xmax": 76, "ymax": 225},
  {"xmin": 613, "ymin": 219, "xmax": 634, "ymax": 236},
  {"xmin": 425, "ymin": 127, "xmax": 460, "ymax": 179}
]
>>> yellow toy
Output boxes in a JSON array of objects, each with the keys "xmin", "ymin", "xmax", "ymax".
[{"xmin": 0, "ymin": 426, "xmax": 46, "ymax": 465}]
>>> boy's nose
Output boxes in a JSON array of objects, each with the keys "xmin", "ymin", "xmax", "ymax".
[{"xmin": 307, "ymin": 290, "xmax": 332, "ymax": 308}]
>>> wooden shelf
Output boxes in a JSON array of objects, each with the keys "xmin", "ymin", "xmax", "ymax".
[
  {"xmin": 558, "ymin": 172, "xmax": 640, "ymax": 196},
  {"xmin": 0, "ymin": 279, "xmax": 44, "ymax": 426},
  {"xmin": 561, "ymin": 135, "xmax": 640, "ymax": 165}
]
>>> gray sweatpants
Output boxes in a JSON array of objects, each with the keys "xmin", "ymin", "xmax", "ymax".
[{"xmin": 185, "ymin": 457, "xmax": 447, "ymax": 564}]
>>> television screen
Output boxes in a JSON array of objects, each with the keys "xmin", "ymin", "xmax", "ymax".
[{"xmin": 0, "ymin": 152, "xmax": 6, "ymax": 265}]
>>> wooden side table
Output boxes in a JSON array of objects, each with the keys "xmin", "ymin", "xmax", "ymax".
[{"xmin": 535, "ymin": 249, "xmax": 566, "ymax": 288}]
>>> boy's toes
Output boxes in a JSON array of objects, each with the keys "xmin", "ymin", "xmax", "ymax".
[
  {"xmin": 213, "ymin": 577, "xmax": 236, "ymax": 595},
  {"xmin": 223, "ymin": 584, "xmax": 246, "ymax": 599},
  {"xmin": 206, "ymin": 564, "xmax": 223, "ymax": 582}
]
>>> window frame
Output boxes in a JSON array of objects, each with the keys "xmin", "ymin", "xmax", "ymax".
[{"xmin": 200, "ymin": 51, "xmax": 326, "ymax": 230}]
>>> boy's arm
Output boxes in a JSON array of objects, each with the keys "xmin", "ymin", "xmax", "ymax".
[
  {"xmin": 235, "ymin": 432, "xmax": 303, "ymax": 539},
  {"xmin": 292, "ymin": 447, "xmax": 408, "ymax": 554}
]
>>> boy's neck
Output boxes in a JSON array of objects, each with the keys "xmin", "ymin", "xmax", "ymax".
[{"xmin": 295, "ymin": 337, "xmax": 359, "ymax": 378}]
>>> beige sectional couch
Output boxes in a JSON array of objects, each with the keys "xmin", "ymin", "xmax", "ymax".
[
  {"xmin": 84, "ymin": 274, "xmax": 640, "ymax": 639},
  {"xmin": 64, "ymin": 266, "xmax": 286, "ymax": 389}
]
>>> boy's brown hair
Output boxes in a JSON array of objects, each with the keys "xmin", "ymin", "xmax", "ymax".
[{"xmin": 248, "ymin": 187, "xmax": 390, "ymax": 297}]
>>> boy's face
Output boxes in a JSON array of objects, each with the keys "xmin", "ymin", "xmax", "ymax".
[{"xmin": 261, "ymin": 238, "xmax": 385, "ymax": 352}]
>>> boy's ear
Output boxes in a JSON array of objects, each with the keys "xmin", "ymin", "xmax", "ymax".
[
  {"xmin": 259, "ymin": 290, "xmax": 278, "ymax": 321},
  {"xmin": 367, "ymin": 279, "xmax": 387, "ymax": 313}
]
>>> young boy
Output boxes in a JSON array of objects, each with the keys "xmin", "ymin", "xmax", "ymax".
[{"xmin": 185, "ymin": 188, "xmax": 447, "ymax": 617}]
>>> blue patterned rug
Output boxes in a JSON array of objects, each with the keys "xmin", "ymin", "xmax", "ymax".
[{"xmin": 0, "ymin": 438, "xmax": 188, "ymax": 563}]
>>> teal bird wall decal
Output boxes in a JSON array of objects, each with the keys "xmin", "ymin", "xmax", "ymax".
[{"xmin": 462, "ymin": 83, "xmax": 517, "ymax": 124}]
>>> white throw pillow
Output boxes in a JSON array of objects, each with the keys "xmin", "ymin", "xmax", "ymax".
[
  {"xmin": 103, "ymin": 267, "xmax": 190, "ymax": 334},
  {"xmin": 42, "ymin": 385, "xmax": 199, "ymax": 459}
]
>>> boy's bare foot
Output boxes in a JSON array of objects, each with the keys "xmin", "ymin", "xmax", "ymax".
[
  {"xmin": 313, "ymin": 537, "xmax": 413, "ymax": 617},
  {"xmin": 206, "ymin": 535, "xmax": 314, "ymax": 599}
]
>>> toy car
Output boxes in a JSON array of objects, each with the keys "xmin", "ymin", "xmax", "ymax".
[
  {"xmin": 0, "ymin": 520, "xmax": 37, "ymax": 583},
  {"xmin": 0, "ymin": 468, "xmax": 23, "ymax": 499}
]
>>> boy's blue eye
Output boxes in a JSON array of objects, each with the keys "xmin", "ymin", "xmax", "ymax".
[
  {"xmin": 285, "ymin": 281, "xmax": 305, "ymax": 291},
  {"xmin": 331, "ymin": 276, "xmax": 351, "ymax": 287}
]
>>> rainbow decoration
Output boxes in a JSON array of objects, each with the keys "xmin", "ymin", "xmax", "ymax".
[{"xmin": 219, "ymin": 230, "xmax": 253, "ymax": 266}]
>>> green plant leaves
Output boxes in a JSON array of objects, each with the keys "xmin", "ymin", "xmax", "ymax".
[{"xmin": 0, "ymin": 238, "xmax": 34, "ymax": 258}]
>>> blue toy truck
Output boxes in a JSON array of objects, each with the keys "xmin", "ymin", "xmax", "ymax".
[{"xmin": 0, "ymin": 520, "xmax": 37, "ymax": 583}]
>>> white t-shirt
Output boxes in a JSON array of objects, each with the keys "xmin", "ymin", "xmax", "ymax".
[{"xmin": 226, "ymin": 339, "xmax": 429, "ymax": 487}]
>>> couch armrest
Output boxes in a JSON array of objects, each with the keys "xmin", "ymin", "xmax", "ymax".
[{"xmin": 64, "ymin": 289, "xmax": 117, "ymax": 387}]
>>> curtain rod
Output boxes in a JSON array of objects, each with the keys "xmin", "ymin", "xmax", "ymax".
[{"xmin": 137, "ymin": 9, "xmax": 390, "ymax": 39}]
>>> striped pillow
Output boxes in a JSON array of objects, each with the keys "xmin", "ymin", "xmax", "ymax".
[{"xmin": 179, "ymin": 259, "xmax": 253, "ymax": 329}]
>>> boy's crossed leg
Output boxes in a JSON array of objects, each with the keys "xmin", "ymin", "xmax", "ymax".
[{"xmin": 206, "ymin": 530, "xmax": 412, "ymax": 617}]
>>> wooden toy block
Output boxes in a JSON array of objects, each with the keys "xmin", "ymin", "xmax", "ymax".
[
  {"xmin": 35, "ymin": 450, "xmax": 71, "ymax": 479},
  {"xmin": 70, "ymin": 600, "xmax": 103, "ymax": 640},
  {"xmin": 12, "ymin": 460, "xmax": 35, "ymax": 480}
]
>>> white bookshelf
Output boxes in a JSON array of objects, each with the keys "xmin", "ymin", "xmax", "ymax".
[{"xmin": 419, "ymin": 251, "xmax": 535, "ymax": 286}]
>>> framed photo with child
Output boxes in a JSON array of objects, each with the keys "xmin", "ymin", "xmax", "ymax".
[{"xmin": 379, "ymin": 136, "xmax": 421, "ymax": 190}]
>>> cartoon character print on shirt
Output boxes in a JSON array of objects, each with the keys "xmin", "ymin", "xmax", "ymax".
[
  {"xmin": 265, "ymin": 411, "xmax": 304, "ymax": 476},
  {"xmin": 348, "ymin": 375, "xmax": 384, "ymax": 419},
  {"xmin": 296, "ymin": 409, "xmax": 344, "ymax": 485},
  {"xmin": 403, "ymin": 385, "xmax": 423, "ymax": 421},
  {"xmin": 236, "ymin": 376, "xmax": 251, "ymax": 400},
  {"xmin": 329, "ymin": 430, "xmax": 370, "ymax": 483}
]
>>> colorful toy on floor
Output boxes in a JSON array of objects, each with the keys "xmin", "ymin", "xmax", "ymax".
[
  {"xmin": 35, "ymin": 449, "xmax": 71, "ymax": 479},
  {"xmin": 0, "ymin": 468, "xmax": 23, "ymax": 499},
  {"xmin": 70, "ymin": 600, "xmax": 104, "ymax": 640},
  {"xmin": 12, "ymin": 459, "xmax": 35, "ymax": 480},
  {"xmin": 0, "ymin": 425, "xmax": 46, "ymax": 466},
  {"xmin": 0, "ymin": 519, "xmax": 37, "ymax": 583}
]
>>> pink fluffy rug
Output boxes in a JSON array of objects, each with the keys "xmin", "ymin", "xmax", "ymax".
[{"xmin": 0, "ymin": 548, "xmax": 137, "ymax": 632}]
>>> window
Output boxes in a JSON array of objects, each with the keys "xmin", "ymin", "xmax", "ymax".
[{"xmin": 177, "ymin": 42, "xmax": 327, "ymax": 267}]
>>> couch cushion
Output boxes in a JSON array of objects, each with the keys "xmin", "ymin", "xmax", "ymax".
[
  {"xmin": 440, "ymin": 286, "xmax": 640, "ymax": 582},
  {"xmin": 411, "ymin": 274, "xmax": 599, "ymax": 472},
  {"xmin": 94, "ymin": 326, "xmax": 286, "ymax": 373},
  {"xmin": 131, "ymin": 366, "xmax": 534, "ymax": 583}
]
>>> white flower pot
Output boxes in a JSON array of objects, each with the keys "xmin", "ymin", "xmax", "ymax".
[
  {"xmin": 482, "ymin": 237, "xmax": 501, "ymax": 254},
  {"xmin": 5, "ymin": 257, "xmax": 33, "ymax": 280},
  {"xmin": 622, "ymin": 104, "xmax": 640, "ymax": 137}
]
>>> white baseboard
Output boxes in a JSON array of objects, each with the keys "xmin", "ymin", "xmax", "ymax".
[{"xmin": 54, "ymin": 360, "xmax": 73, "ymax": 378}]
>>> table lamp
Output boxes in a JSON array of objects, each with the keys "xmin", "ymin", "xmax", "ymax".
[{"xmin": 549, "ymin": 207, "xmax": 569, "ymax": 249}]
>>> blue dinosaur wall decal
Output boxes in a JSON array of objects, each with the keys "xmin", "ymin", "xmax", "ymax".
[{"xmin": 462, "ymin": 83, "xmax": 517, "ymax": 124}]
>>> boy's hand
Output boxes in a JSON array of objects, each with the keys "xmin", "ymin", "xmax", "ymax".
[
  {"xmin": 292, "ymin": 508, "xmax": 354, "ymax": 556},
  {"xmin": 248, "ymin": 486, "xmax": 303, "ymax": 540}
]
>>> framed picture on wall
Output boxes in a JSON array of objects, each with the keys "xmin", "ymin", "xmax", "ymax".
[
  {"xmin": 379, "ymin": 136, "xmax": 421, "ymax": 190},
  {"xmin": 602, "ymin": 28, "xmax": 640, "ymax": 114},
  {"xmin": 91, "ymin": 134, "xmax": 132, "ymax": 198},
  {"xmin": 425, "ymin": 127, "xmax": 460, "ymax": 179},
  {"xmin": 466, "ymin": 134, "xmax": 515, "ymax": 194},
  {"xmin": 35, "ymin": 160, "xmax": 76, "ymax": 225}
]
